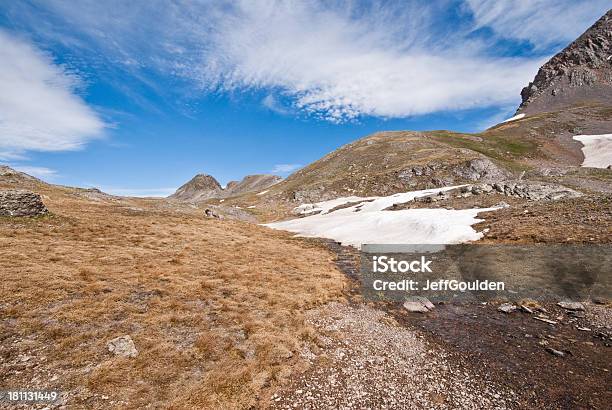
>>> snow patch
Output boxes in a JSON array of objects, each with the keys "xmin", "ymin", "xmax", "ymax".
[
  {"xmin": 502, "ymin": 113, "xmax": 525, "ymax": 123},
  {"xmin": 573, "ymin": 134, "xmax": 612, "ymax": 168},
  {"xmin": 256, "ymin": 190, "xmax": 269, "ymax": 196},
  {"xmin": 247, "ymin": 205, "xmax": 256, "ymax": 209},
  {"xmin": 293, "ymin": 186, "xmax": 460, "ymax": 216},
  {"xmin": 267, "ymin": 186, "xmax": 496, "ymax": 248},
  {"xmin": 294, "ymin": 195, "xmax": 376, "ymax": 215}
]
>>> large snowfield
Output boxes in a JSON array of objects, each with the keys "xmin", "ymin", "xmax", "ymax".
[
  {"xmin": 573, "ymin": 134, "xmax": 612, "ymax": 168},
  {"xmin": 265, "ymin": 187, "xmax": 498, "ymax": 248}
]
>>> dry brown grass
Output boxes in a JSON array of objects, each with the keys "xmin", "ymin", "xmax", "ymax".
[{"xmin": 0, "ymin": 184, "xmax": 347, "ymax": 408}]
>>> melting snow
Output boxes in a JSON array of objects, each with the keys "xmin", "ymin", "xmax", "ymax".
[
  {"xmin": 265, "ymin": 186, "xmax": 497, "ymax": 248},
  {"xmin": 294, "ymin": 195, "xmax": 377, "ymax": 215},
  {"xmin": 573, "ymin": 134, "xmax": 612, "ymax": 168},
  {"xmin": 502, "ymin": 113, "xmax": 525, "ymax": 123}
]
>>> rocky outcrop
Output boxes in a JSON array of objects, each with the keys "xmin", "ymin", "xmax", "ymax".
[
  {"xmin": 169, "ymin": 174, "xmax": 223, "ymax": 202},
  {"xmin": 418, "ymin": 181, "xmax": 582, "ymax": 203},
  {"xmin": 451, "ymin": 158, "xmax": 509, "ymax": 182},
  {"xmin": 488, "ymin": 181, "xmax": 582, "ymax": 201},
  {"xmin": 292, "ymin": 186, "xmax": 336, "ymax": 203},
  {"xmin": 518, "ymin": 9, "xmax": 612, "ymax": 114},
  {"xmin": 0, "ymin": 190, "xmax": 48, "ymax": 216},
  {"xmin": 397, "ymin": 158, "xmax": 509, "ymax": 187}
]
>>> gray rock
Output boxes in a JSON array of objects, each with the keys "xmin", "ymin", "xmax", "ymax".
[
  {"xmin": 414, "ymin": 296, "xmax": 435, "ymax": 310},
  {"xmin": 402, "ymin": 302, "xmax": 429, "ymax": 313},
  {"xmin": 498, "ymin": 303, "xmax": 517, "ymax": 313},
  {"xmin": 0, "ymin": 190, "xmax": 48, "ymax": 217},
  {"xmin": 452, "ymin": 158, "xmax": 508, "ymax": 182},
  {"xmin": 403, "ymin": 296, "xmax": 434, "ymax": 313},
  {"xmin": 107, "ymin": 335, "xmax": 138, "ymax": 358},
  {"xmin": 557, "ymin": 301, "xmax": 585, "ymax": 311},
  {"xmin": 545, "ymin": 347, "xmax": 565, "ymax": 357}
]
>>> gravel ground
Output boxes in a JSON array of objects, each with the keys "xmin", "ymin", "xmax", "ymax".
[
  {"xmin": 269, "ymin": 302, "xmax": 517, "ymax": 409},
  {"xmin": 585, "ymin": 302, "xmax": 612, "ymax": 330}
]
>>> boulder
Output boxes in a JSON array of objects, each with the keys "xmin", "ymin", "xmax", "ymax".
[
  {"xmin": 498, "ymin": 303, "xmax": 517, "ymax": 313},
  {"xmin": 557, "ymin": 301, "xmax": 585, "ymax": 311},
  {"xmin": 0, "ymin": 190, "xmax": 48, "ymax": 217},
  {"xmin": 107, "ymin": 335, "xmax": 138, "ymax": 358},
  {"xmin": 403, "ymin": 296, "xmax": 435, "ymax": 313}
]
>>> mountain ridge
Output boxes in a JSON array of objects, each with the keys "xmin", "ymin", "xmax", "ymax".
[
  {"xmin": 517, "ymin": 9, "xmax": 612, "ymax": 115},
  {"xmin": 169, "ymin": 173, "xmax": 282, "ymax": 202}
]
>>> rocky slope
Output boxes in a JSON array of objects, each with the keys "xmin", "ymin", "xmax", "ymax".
[
  {"xmin": 0, "ymin": 165, "xmax": 44, "ymax": 188},
  {"xmin": 224, "ymin": 174, "xmax": 282, "ymax": 196},
  {"xmin": 517, "ymin": 9, "xmax": 612, "ymax": 115},
  {"xmin": 239, "ymin": 111, "xmax": 610, "ymax": 209}
]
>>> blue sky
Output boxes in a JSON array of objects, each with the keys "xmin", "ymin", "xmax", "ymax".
[{"xmin": 0, "ymin": 1, "xmax": 609, "ymax": 196}]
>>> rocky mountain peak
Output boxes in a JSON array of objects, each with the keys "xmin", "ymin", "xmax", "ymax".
[
  {"xmin": 187, "ymin": 174, "xmax": 222, "ymax": 190},
  {"xmin": 169, "ymin": 173, "xmax": 222, "ymax": 202},
  {"xmin": 517, "ymin": 9, "xmax": 612, "ymax": 114},
  {"xmin": 169, "ymin": 173, "xmax": 282, "ymax": 202}
]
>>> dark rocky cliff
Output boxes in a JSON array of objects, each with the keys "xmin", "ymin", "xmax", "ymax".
[{"xmin": 518, "ymin": 9, "xmax": 612, "ymax": 114}]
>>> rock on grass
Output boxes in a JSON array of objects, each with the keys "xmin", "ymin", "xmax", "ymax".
[{"xmin": 107, "ymin": 335, "xmax": 138, "ymax": 358}]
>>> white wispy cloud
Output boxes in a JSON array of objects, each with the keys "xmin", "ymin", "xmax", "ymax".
[
  {"xmin": 0, "ymin": 30, "xmax": 105, "ymax": 158},
  {"xmin": 6, "ymin": 1, "xmax": 609, "ymax": 123},
  {"xmin": 272, "ymin": 163, "xmax": 302, "ymax": 174},
  {"xmin": 465, "ymin": 0, "xmax": 611, "ymax": 49},
  {"xmin": 262, "ymin": 94, "xmax": 291, "ymax": 115},
  {"xmin": 192, "ymin": 1, "xmax": 542, "ymax": 122}
]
